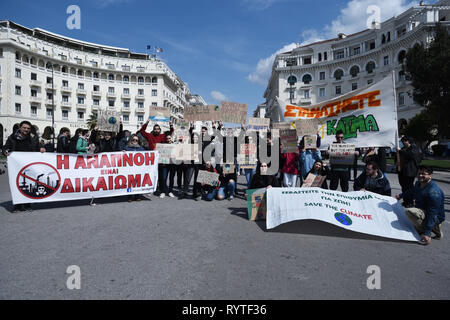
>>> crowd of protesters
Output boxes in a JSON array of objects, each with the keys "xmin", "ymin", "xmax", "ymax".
[{"xmin": 1, "ymin": 120, "xmax": 445, "ymax": 245}]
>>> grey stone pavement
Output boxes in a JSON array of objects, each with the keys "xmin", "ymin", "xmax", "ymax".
[{"xmin": 0, "ymin": 164, "xmax": 449, "ymax": 300}]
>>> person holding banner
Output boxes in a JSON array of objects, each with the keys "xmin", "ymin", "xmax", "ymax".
[
  {"xmin": 280, "ymin": 151, "xmax": 299, "ymax": 188},
  {"xmin": 159, "ymin": 134, "xmax": 177, "ymax": 199},
  {"xmin": 395, "ymin": 166, "xmax": 445, "ymax": 245},
  {"xmin": 195, "ymin": 161, "xmax": 220, "ymax": 201},
  {"xmin": 353, "ymin": 161, "xmax": 391, "ymax": 196},
  {"xmin": 76, "ymin": 130, "xmax": 91, "ymax": 154},
  {"xmin": 218, "ymin": 164, "xmax": 237, "ymax": 201},
  {"xmin": 327, "ymin": 130, "xmax": 359, "ymax": 192},
  {"xmin": 3, "ymin": 121, "xmax": 45, "ymax": 212},
  {"xmin": 91, "ymin": 122, "xmax": 124, "ymax": 153},
  {"xmin": 68, "ymin": 128, "xmax": 82, "ymax": 154},
  {"xmin": 57, "ymin": 129, "xmax": 71, "ymax": 153}
]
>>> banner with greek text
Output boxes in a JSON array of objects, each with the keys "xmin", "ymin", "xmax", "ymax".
[
  {"xmin": 7, "ymin": 151, "xmax": 159, "ymax": 204},
  {"xmin": 278, "ymin": 76, "xmax": 397, "ymax": 149},
  {"xmin": 266, "ymin": 188, "xmax": 420, "ymax": 242}
]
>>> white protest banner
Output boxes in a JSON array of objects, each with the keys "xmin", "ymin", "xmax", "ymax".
[
  {"xmin": 8, "ymin": 151, "xmax": 159, "ymax": 205},
  {"xmin": 176, "ymin": 143, "xmax": 199, "ymax": 162},
  {"xmin": 248, "ymin": 118, "xmax": 270, "ymax": 131},
  {"xmin": 330, "ymin": 143, "xmax": 355, "ymax": 166},
  {"xmin": 98, "ymin": 109, "xmax": 121, "ymax": 132},
  {"xmin": 197, "ymin": 170, "xmax": 220, "ymax": 186},
  {"xmin": 221, "ymin": 102, "xmax": 248, "ymax": 124},
  {"xmin": 280, "ymin": 129, "xmax": 298, "ymax": 153},
  {"xmin": 266, "ymin": 188, "xmax": 420, "ymax": 242},
  {"xmin": 155, "ymin": 144, "xmax": 177, "ymax": 164},
  {"xmin": 301, "ymin": 173, "xmax": 326, "ymax": 188},
  {"xmin": 279, "ymin": 76, "xmax": 397, "ymax": 149}
]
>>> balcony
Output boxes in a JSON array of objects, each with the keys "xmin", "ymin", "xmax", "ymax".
[
  {"xmin": 45, "ymin": 83, "xmax": 57, "ymax": 91},
  {"xmin": 45, "ymin": 99, "xmax": 56, "ymax": 106},
  {"xmin": 76, "ymin": 89, "xmax": 87, "ymax": 95},
  {"xmin": 60, "ymin": 86, "xmax": 72, "ymax": 93},
  {"xmin": 91, "ymin": 105, "xmax": 99, "ymax": 111},
  {"xmin": 135, "ymin": 94, "xmax": 145, "ymax": 100},
  {"xmin": 107, "ymin": 92, "xmax": 117, "ymax": 99},
  {"xmin": 121, "ymin": 93, "xmax": 131, "ymax": 100},
  {"xmin": 30, "ymin": 80, "xmax": 42, "ymax": 87},
  {"xmin": 61, "ymin": 101, "xmax": 72, "ymax": 108},
  {"xmin": 30, "ymin": 96, "xmax": 42, "ymax": 104},
  {"xmin": 76, "ymin": 104, "xmax": 87, "ymax": 110},
  {"xmin": 135, "ymin": 108, "xmax": 146, "ymax": 113},
  {"xmin": 92, "ymin": 91, "xmax": 102, "ymax": 98},
  {"xmin": 121, "ymin": 107, "xmax": 131, "ymax": 113}
]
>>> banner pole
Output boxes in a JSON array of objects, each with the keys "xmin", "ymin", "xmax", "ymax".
[{"xmin": 392, "ymin": 70, "xmax": 401, "ymax": 173}]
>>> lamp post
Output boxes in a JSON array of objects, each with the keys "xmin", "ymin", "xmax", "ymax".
[{"xmin": 50, "ymin": 63, "xmax": 55, "ymax": 151}]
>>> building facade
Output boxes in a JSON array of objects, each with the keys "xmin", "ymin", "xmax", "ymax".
[
  {"xmin": 0, "ymin": 20, "xmax": 191, "ymax": 143},
  {"xmin": 264, "ymin": 0, "xmax": 450, "ymax": 129}
]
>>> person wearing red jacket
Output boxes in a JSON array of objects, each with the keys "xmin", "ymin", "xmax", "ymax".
[
  {"xmin": 139, "ymin": 120, "xmax": 174, "ymax": 151},
  {"xmin": 280, "ymin": 151, "xmax": 300, "ymax": 187}
]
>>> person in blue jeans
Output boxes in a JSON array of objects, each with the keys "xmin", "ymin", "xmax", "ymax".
[
  {"xmin": 195, "ymin": 161, "xmax": 219, "ymax": 201},
  {"xmin": 218, "ymin": 164, "xmax": 237, "ymax": 201},
  {"xmin": 299, "ymin": 134, "xmax": 322, "ymax": 183},
  {"xmin": 395, "ymin": 165, "xmax": 445, "ymax": 245}
]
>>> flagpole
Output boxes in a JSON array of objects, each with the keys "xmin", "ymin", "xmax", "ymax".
[{"xmin": 392, "ymin": 70, "xmax": 401, "ymax": 173}]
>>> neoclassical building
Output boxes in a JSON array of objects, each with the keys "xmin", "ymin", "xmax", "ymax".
[
  {"xmin": 263, "ymin": 0, "xmax": 450, "ymax": 129},
  {"xmin": 0, "ymin": 20, "xmax": 192, "ymax": 143}
]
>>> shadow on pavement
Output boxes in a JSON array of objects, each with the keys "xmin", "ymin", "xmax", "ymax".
[{"xmin": 253, "ymin": 218, "xmax": 414, "ymax": 244}]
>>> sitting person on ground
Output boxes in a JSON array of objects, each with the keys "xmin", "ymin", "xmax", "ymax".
[
  {"xmin": 250, "ymin": 162, "xmax": 280, "ymax": 189},
  {"xmin": 354, "ymin": 161, "xmax": 391, "ymax": 196},
  {"xmin": 303, "ymin": 160, "xmax": 329, "ymax": 189},
  {"xmin": 218, "ymin": 164, "xmax": 237, "ymax": 201},
  {"xmin": 395, "ymin": 166, "xmax": 445, "ymax": 245},
  {"xmin": 196, "ymin": 161, "xmax": 220, "ymax": 201}
]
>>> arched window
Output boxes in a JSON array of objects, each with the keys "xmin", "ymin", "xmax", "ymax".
[
  {"xmin": 108, "ymin": 74, "xmax": 114, "ymax": 81},
  {"xmin": 62, "ymin": 66, "xmax": 67, "ymax": 73},
  {"xmin": 366, "ymin": 61, "xmax": 376, "ymax": 74},
  {"xmin": 287, "ymin": 75, "xmax": 297, "ymax": 85},
  {"xmin": 333, "ymin": 69, "xmax": 344, "ymax": 80},
  {"xmin": 151, "ymin": 77, "xmax": 158, "ymax": 83},
  {"xmin": 302, "ymin": 74, "xmax": 312, "ymax": 84},
  {"xmin": 138, "ymin": 76, "xmax": 144, "ymax": 83},
  {"xmin": 123, "ymin": 75, "xmax": 129, "ymax": 82},
  {"xmin": 350, "ymin": 65, "xmax": 360, "ymax": 77}
]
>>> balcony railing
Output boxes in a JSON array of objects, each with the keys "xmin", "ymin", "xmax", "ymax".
[
  {"xmin": 60, "ymin": 86, "xmax": 72, "ymax": 93},
  {"xmin": 135, "ymin": 94, "xmax": 145, "ymax": 100},
  {"xmin": 121, "ymin": 94, "xmax": 131, "ymax": 99},
  {"xmin": 76, "ymin": 89, "xmax": 87, "ymax": 95},
  {"xmin": 30, "ymin": 80, "xmax": 42, "ymax": 87}
]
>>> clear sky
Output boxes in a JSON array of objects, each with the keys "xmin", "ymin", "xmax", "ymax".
[{"xmin": 0, "ymin": 0, "xmax": 431, "ymax": 119}]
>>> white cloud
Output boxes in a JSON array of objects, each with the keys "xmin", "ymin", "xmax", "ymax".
[
  {"xmin": 248, "ymin": 0, "xmax": 419, "ymax": 86},
  {"xmin": 241, "ymin": 0, "xmax": 283, "ymax": 11},
  {"xmin": 248, "ymin": 42, "xmax": 298, "ymax": 85},
  {"xmin": 211, "ymin": 90, "xmax": 227, "ymax": 101},
  {"xmin": 95, "ymin": 0, "xmax": 132, "ymax": 8}
]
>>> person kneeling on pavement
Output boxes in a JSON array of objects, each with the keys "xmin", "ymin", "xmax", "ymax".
[
  {"xmin": 195, "ymin": 161, "xmax": 220, "ymax": 201},
  {"xmin": 395, "ymin": 166, "xmax": 445, "ymax": 245},
  {"xmin": 353, "ymin": 161, "xmax": 391, "ymax": 196}
]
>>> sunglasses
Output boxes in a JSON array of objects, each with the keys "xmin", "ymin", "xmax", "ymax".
[{"xmin": 132, "ymin": 139, "xmax": 139, "ymax": 142}]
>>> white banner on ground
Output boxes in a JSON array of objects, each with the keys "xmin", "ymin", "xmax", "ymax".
[
  {"xmin": 7, "ymin": 151, "xmax": 159, "ymax": 204},
  {"xmin": 278, "ymin": 76, "xmax": 397, "ymax": 149},
  {"xmin": 266, "ymin": 188, "xmax": 420, "ymax": 242}
]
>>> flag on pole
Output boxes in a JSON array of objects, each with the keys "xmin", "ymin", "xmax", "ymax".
[
  {"xmin": 146, "ymin": 45, "xmax": 151, "ymax": 50},
  {"xmin": 277, "ymin": 75, "xmax": 397, "ymax": 149}
]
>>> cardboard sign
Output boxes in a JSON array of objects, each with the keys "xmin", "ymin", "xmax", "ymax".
[
  {"xmin": 295, "ymin": 119, "xmax": 320, "ymax": 137},
  {"xmin": 221, "ymin": 102, "xmax": 248, "ymax": 124},
  {"xmin": 149, "ymin": 107, "xmax": 170, "ymax": 123},
  {"xmin": 303, "ymin": 135, "xmax": 317, "ymax": 149},
  {"xmin": 176, "ymin": 143, "xmax": 199, "ymax": 161},
  {"xmin": 248, "ymin": 118, "xmax": 270, "ymax": 131},
  {"xmin": 330, "ymin": 143, "xmax": 355, "ymax": 166},
  {"xmin": 222, "ymin": 163, "xmax": 235, "ymax": 174},
  {"xmin": 301, "ymin": 173, "xmax": 326, "ymax": 188},
  {"xmin": 280, "ymin": 129, "xmax": 298, "ymax": 153},
  {"xmin": 175, "ymin": 128, "xmax": 190, "ymax": 143},
  {"xmin": 197, "ymin": 170, "xmax": 220, "ymax": 186},
  {"xmin": 98, "ymin": 110, "xmax": 121, "ymax": 133},
  {"xmin": 272, "ymin": 122, "xmax": 292, "ymax": 130},
  {"xmin": 246, "ymin": 188, "xmax": 267, "ymax": 221},
  {"xmin": 155, "ymin": 143, "xmax": 177, "ymax": 164},
  {"xmin": 184, "ymin": 105, "xmax": 222, "ymax": 122},
  {"xmin": 237, "ymin": 143, "xmax": 257, "ymax": 169}
]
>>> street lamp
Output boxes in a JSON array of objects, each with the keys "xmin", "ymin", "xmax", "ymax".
[{"xmin": 50, "ymin": 63, "xmax": 55, "ymax": 151}]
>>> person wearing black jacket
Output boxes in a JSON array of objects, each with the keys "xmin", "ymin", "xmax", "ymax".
[
  {"xmin": 68, "ymin": 128, "xmax": 82, "ymax": 154},
  {"xmin": 397, "ymin": 136, "xmax": 422, "ymax": 207},
  {"xmin": 57, "ymin": 129, "xmax": 71, "ymax": 153},
  {"xmin": 91, "ymin": 123, "xmax": 124, "ymax": 153},
  {"xmin": 302, "ymin": 160, "xmax": 329, "ymax": 189},
  {"xmin": 250, "ymin": 162, "xmax": 280, "ymax": 189},
  {"xmin": 3, "ymin": 121, "xmax": 45, "ymax": 212}
]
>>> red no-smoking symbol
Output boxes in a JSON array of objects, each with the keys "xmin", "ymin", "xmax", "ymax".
[{"xmin": 16, "ymin": 162, "xmax": 61, "ymax": 199}]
